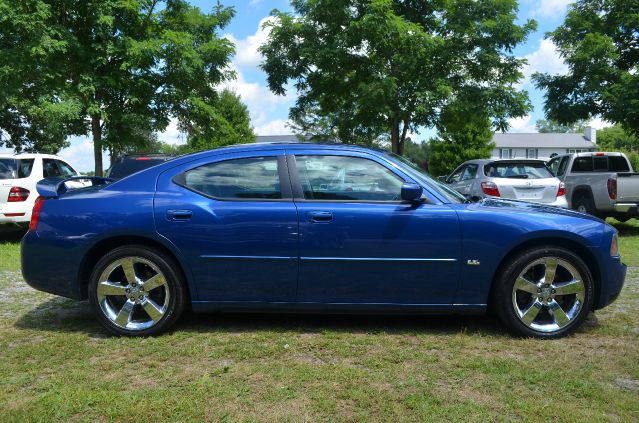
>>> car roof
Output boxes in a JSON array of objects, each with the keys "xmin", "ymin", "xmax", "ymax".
[{"xmin": 0, "ymin": 153, "xmax": 62, "ymax": 159}]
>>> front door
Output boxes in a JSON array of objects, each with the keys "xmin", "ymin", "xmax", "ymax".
[
  {"xmin": 155, "ymin": 151, "xmax": 299, "ymax": 302},
  {"xmin": 289, "ymin": 151, "xmax": 461, "ymax": 306}
]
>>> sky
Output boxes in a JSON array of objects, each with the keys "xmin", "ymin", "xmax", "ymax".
[{"xmin": 2, "ymin": 0, "xmax": 608, "ymax": 171}]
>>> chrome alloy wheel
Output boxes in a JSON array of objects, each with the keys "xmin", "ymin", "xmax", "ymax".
[
  {"xmin": 96, "ymin": 256, "xmax": 170, "ymax": 331},
  {"xmin": 511, "ymin": 257, "xmax": 585, "ymax": 333}
]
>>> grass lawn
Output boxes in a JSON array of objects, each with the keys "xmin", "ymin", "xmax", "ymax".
[{"xmin": 0, "ymin": 222, "xmax": 638, "ymax": 421}]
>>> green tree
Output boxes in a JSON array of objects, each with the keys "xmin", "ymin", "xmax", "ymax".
[
  {"xmin": 428, "ymin": 102, "xmax": 494, "ymax": 177},
  {"xmin": 0, "ymin": 0, "xmax": 237, "ymax": 175},
  {"xmin": 597, "ymin": 125, "xmax": 639, "ymax": 152},
  {"xmin": 184, "ymin": 89, "xmax": 255, "ymax": 153},
  {"xmin": 533, "ymin": 0, "xmax": 639, "ymax": 136},
  {"xmin": 535, "ymin": 118, "xmax": 588, "ymax": 133},
  {"xmin": 260, "ymin": 0, "xmax": 535, "ymax": 155},
  {"xmin": 403, "ymin": 139, "xmax": 430, "ymax": 171}
]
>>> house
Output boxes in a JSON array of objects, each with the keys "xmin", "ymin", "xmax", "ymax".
[
  {"xmin": 255, "ymin": 135, "xmax": 300, "ymax": 143},
  {"xmin": 491, "ymin": 127, "xmax": 597, "ymax": 161}
]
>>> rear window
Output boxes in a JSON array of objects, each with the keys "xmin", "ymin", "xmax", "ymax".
[
  {"xmin": 571, "ymin": 157, "xmax": 593, "ymax": 172},
  {"xmin": 484, "ymin": 162, "xmax": 554, "ymax": 179},
  {"xmin": 571, "ymin": 155, "xmax": 631, "ymax": 172},
  {"xmin": 108, "ymin": 157, "xmax": 168, "ymax": 179},
  {"xmin": 609, "ymin": 156, "xmax": 630, "ymax": 172},
  {"xmin": 0, "ymin": 159, "xmax": 35, "ymax": 179}
]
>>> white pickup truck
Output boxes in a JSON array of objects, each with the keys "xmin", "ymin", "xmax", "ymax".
[{"xmin": 547, "ymin": 152, "xmax": 639, "ymax": 221}]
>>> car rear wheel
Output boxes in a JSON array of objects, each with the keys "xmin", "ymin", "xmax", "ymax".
[
  {"xmin": 494, "ymin": 246, "xmax": 594, "ymax": 338},
  {"xmin": 88, "ymin": 246, "xmax": 186, "ymax": 336},
  {"xmin": 573, "ymin": 194, "xmax": 595, "ymax": 215}
]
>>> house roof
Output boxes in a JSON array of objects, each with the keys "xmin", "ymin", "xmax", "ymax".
[
  {"xmin": 255, "ymin": 135, "xmax": 300, "ymax": 143},
  {"xmin": 492, "ymin": 133, "xmax": 596, "ymax": 149}
]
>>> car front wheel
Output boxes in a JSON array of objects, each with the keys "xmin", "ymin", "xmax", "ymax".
[
  {"xmin": 88, "ymin": 246, "xmax": 186, "ymax": 336},
  {"xmin": 494, "ymin": 246, "xmax": 594, "ymax": 338}
]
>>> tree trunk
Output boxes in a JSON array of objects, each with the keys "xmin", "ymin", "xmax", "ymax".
[
  {"xmin": 91, "ymin": 114, "xmax": 103, "ymax": 176},
  {"xmin": 390, "ymin": 119, "xmax": 400, "ymax": 154},
  {"xmin": 398, "ymin": 118, "xmax": 409, "ymax": 156}
]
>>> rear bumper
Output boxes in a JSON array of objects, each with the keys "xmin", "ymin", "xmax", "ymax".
[
  {"xmin": 0, "ymin": 202, "xmax": 32, "ymax": 223},
  {"xmin": 21, "ymin": 231, "xmax": 84, "ymax": 299},
  {"xmin": 614, "ymin": 203, "xmax": 639, "ymax": 215},
  {"xmin": 594, "ymin": 253, "xmax": 627, "ymax": 310}
]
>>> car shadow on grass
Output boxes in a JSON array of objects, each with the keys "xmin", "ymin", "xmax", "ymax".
[{"xmin": 15, "ymin": 297, "xmax": 512, "ymax": 338}]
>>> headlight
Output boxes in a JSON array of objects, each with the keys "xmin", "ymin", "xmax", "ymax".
[{"xmin": 610, "ymin": 233, "xmax": 620, "ymax": 257}]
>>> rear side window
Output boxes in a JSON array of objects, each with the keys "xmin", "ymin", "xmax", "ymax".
[
  {"xmin": 609, "ymin": 156, "xmax": 630, "ymax": 172},
  {"xmin": 180, "ymin": 156, "xmax": 282, "ymax": 200},
  {"xmin": 571, "ymin": 157, "xmax": 593, "ymax": 172},
  {"xmin": 108, "ymin": 157, "xmax": 168, "ymax": 179},
  {"xmin": 295, "ymin": 155, "xmax": 404, "ymax": 201},
  {"xmin": 0, "ymin": 159, "xmax": 34, "ymax": 179}
]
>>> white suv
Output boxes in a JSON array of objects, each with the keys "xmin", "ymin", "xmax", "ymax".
[{"xmin": 0, "ymin": 153, "xmax": 81, "ymax": 225}]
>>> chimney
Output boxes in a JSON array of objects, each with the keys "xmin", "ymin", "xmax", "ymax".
[{"xmin": 584, "ymin": 126, "xmax": 596, "ymax": 144}]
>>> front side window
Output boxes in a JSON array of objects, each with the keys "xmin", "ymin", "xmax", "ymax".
[
  {"xmin": 56, "ymin": 160, "xmax": 77, "ymax": 177},
  {"xmin": 547, "ymin": 157, "xmax": 561, "ymax": 176},
  {"xmin": 181, "ymin": 156, "xmax": 282, "ymax": 200},
  {"xmin": 295, "ymin": 155, "xmax": 404, "ymax": 201},
  {"xmin": 43, "ymin": 159, "xmax": 62, "ymax": 178}
]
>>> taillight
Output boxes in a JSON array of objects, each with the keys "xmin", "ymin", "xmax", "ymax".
[
  {"xmin": 557, "ymin": 182, "xmax": 566, "ymax": 197},
  {"xmin": 607, "ymin": 178, "xmax": 617, "ymax": 200},
  {"xmin": 8, "ymin": 187, "xmax": 30, "ymax": 202},
  {"xmin": 29, "ymin": 196, "xmax": 45, "ymax": 232},
  {"xmin": 481, "ymin": 181, "xmax": 500, "ymax": 197}
]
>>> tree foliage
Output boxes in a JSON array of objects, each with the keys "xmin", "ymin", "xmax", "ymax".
[
  {"xmin": 535, "ymin": 119, "xmax": 588, "ymax": 133},
  {"xmin": 260, "ymin": 0, "xmax": 535, "ymax": 155},
  {"xmin": 533, "ymin": 0, "xmax": 639, "ymax": 137},
  {"xmin": 428, "ymin": 102, "xmax": 494, "ymax": 177},
  {"xmin": 0, "ymin": 0, "xmax": 239, "ymax": 175}
]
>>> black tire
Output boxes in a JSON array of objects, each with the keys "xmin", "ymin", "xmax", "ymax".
[
  {"xmin": 88, "ymin": 245, "xmax": 186, "ymax": 336},
  {"xmin": 494, "ymin": 246, "xmax": 594, "ymax": 339},
  {"xmin": 572, "ymin": 194, "xmax": 595, "ymax": 215}
]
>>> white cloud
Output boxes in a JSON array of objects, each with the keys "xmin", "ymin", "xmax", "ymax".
[
  {"xmin": 225, "ymin": 16, "xmax": 276, "ymax": 69},
  {"xmin": 249, "ymin": 0, "xmax": 266, "ymax": 6},
  {"xmin": 58, "ymin": 138, "xmax": 109, "ymax": 173},
  {"xmin": 530, "ymin": 0, "xmax": 574, "ymax": 18},
  {"xmin": 157, "ymin": 118, "xmax": 186, "ymax": 146},
  {"xmin": 507, "ymin": 115, "xmax": 536, "ymax": 133},
  {"xmin": 588, "ymin": 118, "xmax": 612, "ymax": 130},
  {"xmin": 521, "ymin": 38, "xmax": 568, "ymax": 85},
  {"xmin": 254, "ymin": 119, "xmax": 293, "ymax": 135}
]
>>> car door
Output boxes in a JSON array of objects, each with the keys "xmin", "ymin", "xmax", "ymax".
[
  {"xmin": 154, "ymin": 150, "xmax": 299, "ymax": 303},
  {"xmin": 447, "ymin": 165, "xmax": 467, "ymax": 194},
  {"xmin": 289, "ymin": 150, "xmax": 461, "ymax": 306}
]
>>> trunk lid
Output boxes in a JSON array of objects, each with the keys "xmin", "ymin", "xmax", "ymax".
[{"xmin": 493, "ymin": 178, "xmax": 559, "ymax": 203}]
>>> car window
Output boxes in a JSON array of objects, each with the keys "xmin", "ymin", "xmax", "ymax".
[
  {"xmin": 557, "ymin": 157, "xmax": 569, "ymax": 176},
  {"xmin": 460, "ymin": 164, "xmax": 478, "ymax": 181},
  {"xmin": 182, "ymin": 156, "xmax": 282, "ymax": 200},
  {"xmin": 295, "ymin": 155, "xmax": 404, "ymax": 201},
  {"xmin": 56, "ymin": 160, "xmax": 77, "ymax": 177},
  {"xmin": 448, "ymin": 165, "xmax": 466, "ymax": 183},
  {"xmin": 572, "ymin": 156, "xmax": 593, "ymax": 172},
  {"xmin": 593, "ymin": 156, "xmax": 608, "ymax": 171},
  {"xmin": 609, "ymin": 156, "xmax": 630, "ymax": 172},
  {"xmin": 43, "ymin": 159, "xmax": 62, "ymax": 178},
  {"xmin": 0, "ymin": 159, "xmax": 34, "ymax": 179},
  {"xmin": 547, "ymin": 157, "xmax": 561, "ymax": 176},
  {"xmin": 484, "ymin": 162, "xmax": 553, "ymax": 179}
]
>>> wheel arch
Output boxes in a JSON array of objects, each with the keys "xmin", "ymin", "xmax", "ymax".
[
  {"xmin": 488, "ymin": 236, "xmax": 601, "ymax": 311},
  {"xmin": 78, "ymin": 234, "xmax": 194, "ymax": 304},
  {"xmin": 571, "ymin": 185, "xmax": 594, "ymax": 207}
]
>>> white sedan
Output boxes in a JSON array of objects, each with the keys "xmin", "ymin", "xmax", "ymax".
[{"xmin": 0, "ymin": 153, "xmax": 83, "ymax": 225}]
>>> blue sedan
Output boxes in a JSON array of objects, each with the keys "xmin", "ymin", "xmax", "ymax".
[{"xmin": 21, "ymin": 143, "xmax": 626, "ymax": 337}]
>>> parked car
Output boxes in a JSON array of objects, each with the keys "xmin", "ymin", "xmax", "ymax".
[
  {"xmin": 547, "ymin": 152, "xmax": 639, "ymax": 221},
  {"xmin": 106, "ymin": 154, "xmax": 173, "ymax": 180},
  {"xmin": 441, "ymin": 159, "xmax": 568, "ymax": 208},
  {"xmin": 22, "ymin": 143, "xmax": 625, "ymax": 338},
  {"xmin": 0, "ymin": 153, "xmax": 83, "ymax": 225}
]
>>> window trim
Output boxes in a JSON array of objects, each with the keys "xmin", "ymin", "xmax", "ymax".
[
  {"xmin": 172, "ymin": 155, "xmax": 293, "ymax": 202},
  {"xmin": 499, "ymin": 148, "xmax": 513, "ymax": 159},
  {"xmin": 287, "ymin": 154, "xmax": 410, "ymax": 204},
  {"xmin": 526, "ymin": 148, "xmax": 538, "ymax": 159}
]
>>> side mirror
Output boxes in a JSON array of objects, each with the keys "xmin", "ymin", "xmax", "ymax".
[
  {"xmin": 401, "ymin": 183, "xmax": 423, "ymax": 203},
  {"xmin": 437, "ymin": 175, "xmax": 449, "ymax": 183}
]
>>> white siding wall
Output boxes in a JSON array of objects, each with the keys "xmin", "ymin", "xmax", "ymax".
[{"xmin": 490, "ymin": 147, "xmax": 595, "ymax": 161}]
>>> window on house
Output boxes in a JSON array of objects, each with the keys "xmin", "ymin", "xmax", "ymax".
[
  {"xmin": 526, "ymin": 148, "xmax": 538, "ymax": 159},
  {"xmin": 499, "ymin": 149, "xmax": 513, "ymax": 159}
]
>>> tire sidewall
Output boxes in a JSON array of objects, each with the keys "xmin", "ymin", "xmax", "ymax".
[
  {"xmin": 496, "ymin": 246, "xmax": 594, "ymax": 339},
  {"xmin": 573, "ymin": 195, "xmax": 594, "ymax": 215},
  {"xmin": 88, "ymin": 245, "xmax": 185, "ymax": 336}
]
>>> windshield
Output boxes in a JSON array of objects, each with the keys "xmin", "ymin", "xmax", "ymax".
[
  {"xmin": 485, "ymin": 162, "xmax": 554, "ymax": 179},
  {"xmin": 0, "ymin": 158, "xmax": 35, "ymax": 179},
  {"xmin": 386, "ymin": 153, "xmax": 466, "ymax": 203}
]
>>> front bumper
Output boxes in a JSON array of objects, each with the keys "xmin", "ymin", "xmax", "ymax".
[{"xmin": 594, "ymin": 254, "xmax": 627, "ymax": 310}]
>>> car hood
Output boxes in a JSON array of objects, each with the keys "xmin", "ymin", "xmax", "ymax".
[{"xmin": 474, "ymin": 198, "xmax": 604, "ymax": 223}]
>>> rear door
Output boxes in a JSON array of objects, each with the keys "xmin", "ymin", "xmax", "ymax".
[{"xmin": 154, "ymin": 150, "xmax": 299, "ymax": 303}]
